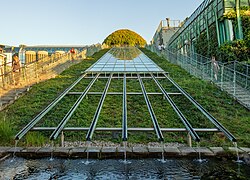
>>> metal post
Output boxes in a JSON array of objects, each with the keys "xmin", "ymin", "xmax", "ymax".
[
  {"xmin": 61, "ymin": 131, "xmax": 64, "ymax": 147},
  {"xmin": 221, "ymin": 64, "xmax": 224, "ymax": 90},
  {"xmin": 233, "ymin": 61, "xmax": 236, "ymax": 97},
  {"xmin": 187, "ymin": 133, "xmax": 192, "ymax": 147},
  {"xmin": 236, "ymin": 0, "xmax": 243, "ymax": 39},
  {"xmin": 245, "ymin": 65, "xmax": 248, "ymax": 88},
  {"xmin": 213, "ymin": 1, "xmax": 221, "ymax": 46}
]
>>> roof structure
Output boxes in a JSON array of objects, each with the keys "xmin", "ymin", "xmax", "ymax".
[{"xmin": 86, "ymin": 47, "xmax": 164, "ymax": 73}]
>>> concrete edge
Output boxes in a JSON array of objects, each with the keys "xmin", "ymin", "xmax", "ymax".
[{"xmin": 1, "ymin": 146, "xmax": 249, "ymax": 160}]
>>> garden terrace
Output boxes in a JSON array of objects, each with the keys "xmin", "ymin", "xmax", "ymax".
[{"xmin": 13, "ymin": 47, "xmax": 237, "ymax": 147}]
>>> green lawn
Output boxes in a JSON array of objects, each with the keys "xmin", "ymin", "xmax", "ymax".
[{"xmin": 0, "ymin": 48, "xmax": 249, "ymax": 148}]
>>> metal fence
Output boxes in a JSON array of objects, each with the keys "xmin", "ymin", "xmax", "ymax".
[
  {"xmin": 0, "ymin": 52, "xmax": 73, "ymax": 91},
  {"xmin": 147, "ymin": 45, "xmax": 250, "ymax": 109},
  {"xmin": 0, "ymin": 44, "xmax": 105, "ymax": 93}
]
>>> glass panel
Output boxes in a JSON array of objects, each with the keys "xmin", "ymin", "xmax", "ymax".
[{"xmin": 86, "ymin": 47, "xmax": 163, "ymax": 73}]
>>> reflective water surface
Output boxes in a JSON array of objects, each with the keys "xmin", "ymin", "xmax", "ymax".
[{"xmin": 1, "ymin": 157, "xmax": 249, "ymax": 179}]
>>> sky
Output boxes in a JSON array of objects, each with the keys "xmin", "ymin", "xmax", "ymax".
[{"xmin": 0, "ymin": 0, "xmax": 203, "ymax": 46}]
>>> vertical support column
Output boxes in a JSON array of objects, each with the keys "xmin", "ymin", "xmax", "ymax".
[
  {"xmin": 233, "ymin": 61, "xmax": 236, "ymax": 97},
  {"xmin": 245, "ymin": 65, "xmax": 249, "ymax": 88},
  {"xmin": 61, "ymin": 131, "xmax": 64, "ymax": 147},
  {"xmin": 187, "ymin": 133, "xmax": 192, "ymax": 147},
  {"xmin": 213, "ymin": 0, "xmax": 221, "ymax": 46},
  {"xmin": 235, "ymin": 0, "xmax": 243, "ymax": 39},
  {"xmin": 221, "ymin": 64, "xmax": 224, "ymax": 89}
]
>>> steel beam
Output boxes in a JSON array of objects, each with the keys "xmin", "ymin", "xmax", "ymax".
[
  {"xmin": 138, "ymin": 74, "xmax": 164, "ymax": 141},
  {"xmin": 31, "ymin": 127, "xmax": 219, "ymax": 132},
  {"xmin": 86, "ymin": 74, "xmax": 113, "ymax": 141},
  {"xmin": 49, "ymin": 73, "xmax": 100, "ymax": 140},
  {"xmin": 152, "ymin": 74, "xmax": 200, "ymax": 142},
  {"xmin": 84, "ymin": 76, "xmax": 167, "ymax": 79},
  {"xmin": 164, "ymin": 73, "xmax": 237, "ymax": 142},
  {"xmin": 15, "ymin": 73, "xmax": 87, "ymax": 140},
  {"xmin": 67, "ymin": 92, "xmax": 182, "ymax": 95},
  {"xmin": 122, "ymin": 74, "xmax": 128, "ymax": 141}
]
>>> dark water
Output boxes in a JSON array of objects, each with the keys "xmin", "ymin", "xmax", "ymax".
[{"xmin": 0, "ymin": 157, "xmax": 249, "ymax": 179}]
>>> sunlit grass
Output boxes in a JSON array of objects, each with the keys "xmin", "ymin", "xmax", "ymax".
[{"xmin": 0, "ymin": 48, "xmax": 249, "ymax": 148}]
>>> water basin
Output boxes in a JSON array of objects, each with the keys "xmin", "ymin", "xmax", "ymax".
[{"xmin": 1, "ymin": 157, "xmax": 249, "ymax": 179}]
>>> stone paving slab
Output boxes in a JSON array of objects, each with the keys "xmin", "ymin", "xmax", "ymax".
[
  {"xmin": 117, "ymin": 147, "xmax": 132, "ymax": 153},
  {"xmin": 164, "ymin": 147, "xmax": 181, "ymax": 156},
  {"xmin": 148, "ymin": 147, "xmax": 163, "ymax": 153},
  {"xmin": 100, "ymin": 147, "xmax": 117, "ymax": 159},
  {"xmin": 178, "ymin": 147, "xmax": 196, "ymax": 156},
  {"xmin": 133, "ymin": 146, "xmax": 148, "ymax": 153},
  {"xmin": 228, "ymin": 147, "xmax": 244, "ymax": 153},
  {"xmin": 101, "ymin": 147, "xmax": 117, "ymax": 153},
  {"xmin": 193, "ymin": 147, "xmax": 214, "ymax": 156},
  {"xmin": 0, "ymin": 147, "xmax": 11, "ymax": 153},
  {"xmin": 209, "ymin": 147, "xmax": 225, "ymax": 155},
  {"xmin": 18, "ymin": 147, "xmax": 41, "ymax": 158},
  {"xmin": 54, "ymin": 147, "xmax": 71, "ymax": 158},
  {"xmin": 21, "ymin": 147, "xmax": 40, "ymax": 152},
  {"xmin": 86, "ymin": 146, "xmax": 101, "ymax": 153},
  {"xmin": 239, "ymin": 147, "xmax": 250, "ymax": 153},
  {"xmin": 36, "ymin": 147, "xmax": 55, "ymax": 158},
  {"xmin": 1, "ymin": 146, "xmax": 250, "ymax": 159},
  {"xmin": 7, "ymin": 147, "xmax": 24, "ymax": 153}
]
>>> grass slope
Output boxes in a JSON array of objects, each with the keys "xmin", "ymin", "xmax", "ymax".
[{"xmin": 0, "ymin": 48, "xmax": 249, "ymax": 147}]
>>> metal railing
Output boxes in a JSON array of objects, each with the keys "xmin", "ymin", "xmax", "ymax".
[
  {"xmin": 0, "ymin": 52, "xmax": 72, "ymax": 90},
  {"xmin": 0, "ymin": 45, "xmax": 104, "ymax": 95},
  {"xmin": 147, "ymin": 45, "xmax": 250, "ymax": 109}
]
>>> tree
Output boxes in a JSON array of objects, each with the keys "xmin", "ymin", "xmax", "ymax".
[{"xmin": 103, "ymin": 29, "xmax": 147, "ymax": 47}]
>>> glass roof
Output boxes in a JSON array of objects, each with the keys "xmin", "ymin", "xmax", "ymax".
[{"xmin": 85, "ymin": 47, "xmax": 164, "ymax": 73}]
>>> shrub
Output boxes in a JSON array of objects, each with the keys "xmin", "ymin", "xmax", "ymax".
[{"xmin": 103, "ymin": 29, "xmax": 147, "ymax": 47}]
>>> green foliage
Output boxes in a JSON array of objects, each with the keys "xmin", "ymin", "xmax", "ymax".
[
  {"xmin": 0, "ymin": 118, "xmax": 14, "ymax": 145},
  {"xmin": 195, "ymin": 6, "xmax": 250, "ymax": 62},
  {"xmin": 218, "ymin": 39, "xmax": 249, "ymax": 62},
  {"xmin": 25, "ymin": 132, "xmax": 47, "ymax": 147},
  {"xmin": 194, "ymin": 24, "xmax": 218, "ymax": 57},
  {"xmin": 218, "ymin": 10, "xmax": 250, "ymax": 62},
  {"xmin": 103, "ymin": 29, "xmax": 146, "ymax": 47},
  {"xmin": 140, "ymin": 48, "xmax": 250, "ymax": 147},
  {"xmin": 0, "ymin": 48, "xmax": 249, "ymax": 147}
]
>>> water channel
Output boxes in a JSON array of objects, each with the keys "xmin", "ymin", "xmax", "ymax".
[{"xmin": 1, "ymin": 157, "xmax": 250, "ymax": 179}]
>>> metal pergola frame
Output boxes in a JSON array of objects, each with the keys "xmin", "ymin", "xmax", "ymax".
[
  {"xmin": 15, "ymin": 71, "xmax": 236, "ymax": 144},
  {"xmin": 15, "ymin": 45, "xmax": 236, "ymax": 144}
]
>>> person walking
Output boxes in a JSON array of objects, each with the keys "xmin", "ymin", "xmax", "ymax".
[
  {"xmin": 211, "ymin": 56, "xmax": 220, "ymax": 81},
  {"xmin": 70, "ymin": 48, "xmax": 76, "ymax": 62},
  {"xmin": 12, "ymin": 53, "xmax": 21, "ymax": 85}
]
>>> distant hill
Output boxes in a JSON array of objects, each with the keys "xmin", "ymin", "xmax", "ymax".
[{"xmin": 103, "ymin": 29, "xmax": 146, "ymax": 47}]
